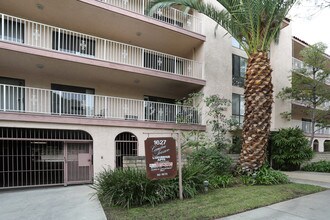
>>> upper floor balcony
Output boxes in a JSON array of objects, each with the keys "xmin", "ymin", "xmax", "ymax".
[
  {"xmin": 292, "ymin": 57, "xmax": 330, "ymax": 85},
  {"xmin": 0, "ymin": 1, "xmax": 205, "ymax": 58},
  {"xmin": 0, "ymin": 13, "xmax": 204, "ymax": 81},
  {"xmin": 292, "ymin": 120, "xmax": 330, "ymax": 136},
  {"xmin": 96, "ymin": 0, "xmax": 202, "ymax": 35},
  {"xmin": 0, "ymin": 84, "xmax": 202, "ymax": 126}
]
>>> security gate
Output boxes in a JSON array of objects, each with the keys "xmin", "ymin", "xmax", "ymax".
[
  {"xmin": 0, "ymin": 127, "xmax": 93, "ymax": 189},
  {"xmin": 65, "ymin": 142, "xmax": 93, "ymax": 185}
]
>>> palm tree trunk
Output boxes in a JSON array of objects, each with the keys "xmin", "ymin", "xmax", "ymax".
[{"xmin": 239, "ymin": 51, "xmax": 273, "ymax": 173}]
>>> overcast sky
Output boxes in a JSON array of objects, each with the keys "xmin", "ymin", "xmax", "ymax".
[{"xmin": 289, "ymin": 2, "xmax": 330, "ymax": 54}]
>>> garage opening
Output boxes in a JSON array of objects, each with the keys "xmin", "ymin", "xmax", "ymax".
[
  {"xmin": 115, "ymin": 132, "xmax": 137, "ymax": 168},
  {"xmin": 0, "ymin": 127, "xmax": 93, "ymax": 189}
]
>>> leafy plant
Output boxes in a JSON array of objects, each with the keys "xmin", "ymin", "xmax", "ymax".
[
  {"xmin": 210, "ymin": 175, "xmax": 235, "ymax": 188},
  {"xmin": 302, "ymin": 160, "xmax": 330, "ymax": 173},
  {"xmin": 92, "ymin": 168, "xmax": 177, "ymax": 208},
  {"xmin": 254, "ymin": 166, "xmax": 289, "ymax": 185},
  {"xmin": 270, "ymin": 127, "xmax": 314, "ymax": 171},
  {"xmin": 240, "ymin": 166, "xmax": 289, "ymax": 185},
  {"xmin": 240, "ymin": 175, "xmax": 256, "ymax": 186},
  {"xmin": 93, "ymin": 162, "xmax": 218, "ymax": 208},
  {"xmin": 188, "ymin": 146, "xmax": 232, "ymax": 175}
]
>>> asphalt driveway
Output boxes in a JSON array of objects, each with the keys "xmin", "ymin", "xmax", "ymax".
[{"xmin": 0, "ymin": 185, "xmax": 106, "ymax": 220}]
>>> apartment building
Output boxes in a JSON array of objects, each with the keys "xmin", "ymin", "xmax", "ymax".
[
  {"xmin": 0, "ymin": 0, "xmax": 294, "ymax": 189},
  {"xmin": 291, "ymin": 37, "xmax": 330, "ymax": 152}
]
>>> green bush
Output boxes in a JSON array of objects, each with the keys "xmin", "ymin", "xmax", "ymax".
[
  {"xmin": 93, "ymin": 163, "xmax": 217, "ymax": 208},
  {"xmin": 270, "ymin": 127, "xmax": 314, "ymax": 171},
  {"xmin": 188, "ymin": 146, "xmax": 232, "ymax": 175},
  {"xmin": 302, "ymin": 160, "xmax": 330, "ymax": 173},
  {"xmin": 179, "ymin": 162, "xmax": 215, "ymax": 197},
  {"xmin": 92, "ymin": 168, "xmax": 177, "ymax": 208},
  {"xmin": 254, "ymin": 166, "xmax": 289, "ymax": 185},
  {"xmin": 210, "ymin": 175, "xmax": 235, "ymax": 188},
  {"xmin": 240, "ymin": 166, "xmax": 289, "ymax": 185}
]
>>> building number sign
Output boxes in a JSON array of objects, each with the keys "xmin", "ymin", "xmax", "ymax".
[{"xmin": 144, "ymin": 137, "xmax": 177, "ymax": 180}]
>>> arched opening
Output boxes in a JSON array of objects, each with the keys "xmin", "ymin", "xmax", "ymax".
[
  {"xmin": 324, "ymin": 140, "xmax": 330, "ymax": 152},
  {"xmin": 313, "ymin": 139, "xmax": 319, "ymax": 152},
  {"xmin": 115, "ymin": 132, "xmax": 138, "ymax": 168}
]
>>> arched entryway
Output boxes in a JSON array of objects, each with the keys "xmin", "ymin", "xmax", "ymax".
[
  {"xmin": 313, "ymin": 139, "xmax": 319, "ymax": 152},
  {"xmin": 115, "ymin": 132, "xmax": 138, "ymax": 168}
]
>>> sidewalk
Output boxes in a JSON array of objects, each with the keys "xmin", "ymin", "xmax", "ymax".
[
  {"xmin": 219, "ymin": 171, "xmax": 330, "ymax": 220},
  {"xmin": 283, "ymin": 171, "xmax": 330, "ymax": 188}
]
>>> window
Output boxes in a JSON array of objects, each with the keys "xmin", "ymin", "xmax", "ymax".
[
  {"xmin": 231, "ymin": 38, "xmax": 243, "ymax": 49},
  {"xmin": 0, "ymin": 18, "xmax": 25, "ymax": 43},
  {"xmin": 52, "ymin": 31, "xmax": 96, "ymax": 57},
  {"xmin": 0, "ymin": 76, "xmax": 25, "ymax": 111},
  {"xmin": 51, "ymin": 84, "xmax": 95, "ymax": 116},
  {"xmin": 144, "ymin": 95, "xmax": 176, "ymax": 122},
  {"xmin": 232, "ymin": 54, "xmax": 247, "ymax": 87},
  {"xmin": 232, "ymin": 93, "xmax": 244, "ymax": 125},
  {"xmin": 143, "ymin": 51, "xmax": 183, "ymax": 74}
]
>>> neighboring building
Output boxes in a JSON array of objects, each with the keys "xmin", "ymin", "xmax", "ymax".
[
  {"xmin": 0, "ymin": 0, "xmax": 308, "ymax": 189},
  {"xmin": 290, "ymin": 36, "xmax": 330, "ymax": 152}
]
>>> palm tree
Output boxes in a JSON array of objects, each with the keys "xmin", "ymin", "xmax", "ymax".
[{"xmin": 149, "ymin": 0, "xmax": 296, "ymax": 172}]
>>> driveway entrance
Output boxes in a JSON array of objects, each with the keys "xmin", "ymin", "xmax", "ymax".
[{"xmin": 0, "ymin": 185, "xmax": 106, "ymax": 220}]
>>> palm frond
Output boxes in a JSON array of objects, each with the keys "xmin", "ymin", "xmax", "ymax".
[{"xmin": 148, "ymin": 0, "xmax": 297, "ymax": 56}]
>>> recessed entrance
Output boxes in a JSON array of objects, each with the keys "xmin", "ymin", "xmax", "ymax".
[
  {"xmin": 115, "ymin": 132, "xmax": 138, "ymax": 168},
  {"xmin": 0, "ymin": 127, "xmax": 93, "ymax": 189}
]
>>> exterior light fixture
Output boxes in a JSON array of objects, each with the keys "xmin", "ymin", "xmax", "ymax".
[{"xmin": 203, "ymin": 180, "xmax": 209, "ymax": 193}]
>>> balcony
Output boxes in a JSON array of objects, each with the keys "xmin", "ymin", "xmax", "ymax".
[
  {"xmin": 96, "ymin": 0, "xmax": 202, "ymax": 34},
  {"xmin": 292, "ymin": 120, "xmax": 330, "ymax": 135},
  {"xmin": 0, "ymin": 13, "xmax": 203, "ymax": 80},
  {"xmin": 292, "ymin": 57, "xmax": 330, "ymax": 84},
  {"xmin": 0, "ymin": 84, "xmax": 201, "ymax": 125}
]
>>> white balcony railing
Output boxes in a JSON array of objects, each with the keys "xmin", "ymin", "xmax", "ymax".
[
  {"xmin": 96, "ymin": 0, "xmax": 202, "ymax": 34},
  {"xmin": 0, "ymin": 84, "xmax": 201, "ymax": 125},
  {"xmin": 0, "ymin": 13, "xmax": 203, "ymax": 80},
  {"xmin": 292, "ymin": 120, "xmax": 330, "ymax": 135}
]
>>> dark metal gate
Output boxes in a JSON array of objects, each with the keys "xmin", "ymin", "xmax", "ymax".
[
  {"xmin": 115, "ymin": 132, "xmax": 138, "ymax": 168},
  {"xmin": 0, "ymin": 127, "xmax": 93, "ymax": 189}
]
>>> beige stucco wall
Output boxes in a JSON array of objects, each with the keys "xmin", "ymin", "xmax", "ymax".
[{"xmin": 270, "ymin": 23, "xmax": 293, "ymax": 130}]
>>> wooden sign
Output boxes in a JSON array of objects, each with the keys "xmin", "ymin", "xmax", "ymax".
[{"xmin": 145, "ymin": 137, "xmax": 177, "ymax": 180}]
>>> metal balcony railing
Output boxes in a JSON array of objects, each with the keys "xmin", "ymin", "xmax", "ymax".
[
  {"xmin": 96, "ymin": 0, "xmax": 203, "ymax": 34},
  {"xmin": 0, "ymin": 84, "xmax": 201, "ymax": 125},
  {"xmin": 0, "ymin": 13, "xmax": 203, "ymax": 80},
  {"xmin": 291, "ymin": 120, "xmax": 330, "ymax": 135}
]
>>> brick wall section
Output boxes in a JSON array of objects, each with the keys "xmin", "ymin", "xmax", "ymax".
[{"xmin": 123, "ymin": 156, "xmax": 187, "ymax": 169}]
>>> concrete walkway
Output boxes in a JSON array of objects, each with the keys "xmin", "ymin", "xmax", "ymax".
[
  {"xmin": 283, "ymin": 171, "xmax": 330, "ymax": 188},
  {"xmin": 220, "ymin": 171, "xmax": 330, "ymax": 220},
  {"xmin": 220, "ymin": 190, "xmax": 330, "ymax": 220},
  {"xmin": 0, "ymin": 185, "xmax": 106, "ymax": 220}
]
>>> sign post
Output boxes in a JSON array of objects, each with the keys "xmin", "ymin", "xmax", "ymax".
[{"xmin": 144, "ymin": 133, "xmax": 183, "ymax": 200}]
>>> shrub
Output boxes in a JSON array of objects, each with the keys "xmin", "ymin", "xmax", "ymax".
[
  {"xmin": 254, "ymin": 166, "xmax": 289, "ymax": 185},
  {"xmin": 302, "ymin": 160, "xmax": 330, "ymax": 173},
  {"xmin": 188, "ymin": 146, "xmax": 232, "ymax": 175},
  {"xmin": 240, "ymin": 166, "xmax": 289, "ymax": 185},
  {"xmin": 270, "ymin": 127, "xmax": 314, "ymax": 171},
  {"xmin": 92, "ymin": 168, "xmax": 177, "ymax": 208},
  {"xmin": 241, "ymin": 175, "xmax": 256, "ymax": 186},
  {"xmin": 93, "ymin": 163, "xmax": 217, "ymax": 208},
  {"xmin": 179, "ymin": 162, "xmax": 215, "ymax": 197},
  {"xmin": 210, "ymin": 175, "xmax": 235, "ymax": 188}
]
